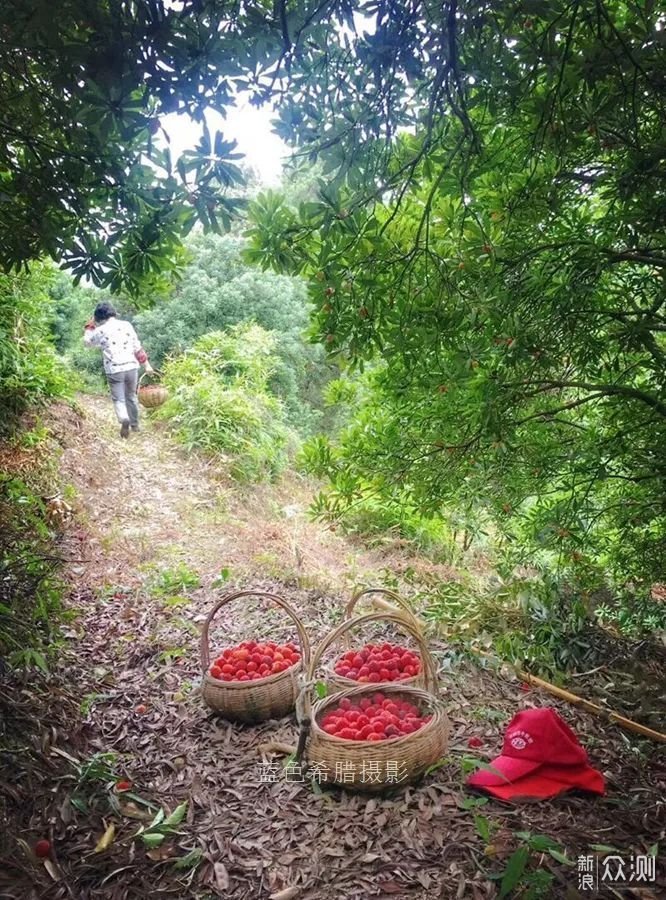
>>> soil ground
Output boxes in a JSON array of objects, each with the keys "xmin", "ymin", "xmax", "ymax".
[{"xmin": 1, "ymin": 396, "xmax": 664, "ymax": 899}]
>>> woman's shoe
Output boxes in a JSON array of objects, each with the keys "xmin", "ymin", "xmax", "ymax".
[{"xmin": 120, "ymin": 421, "xmax": 130, "ymax": 438}]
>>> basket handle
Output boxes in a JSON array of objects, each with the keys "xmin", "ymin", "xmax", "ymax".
[
  {"xmin": 345, "ymin": 587, "xmax": 422, "ymax": 636},
  {"xmin": 200, "ymin": 589, "xmax": 311, "ymax": 674},
  {"xmin": 306, "ymin": 610, "xmax": 438, "ymax": 703},
  {"xmin": 138, "ymin": 369, "xmax": 163, "ymax": 391}
]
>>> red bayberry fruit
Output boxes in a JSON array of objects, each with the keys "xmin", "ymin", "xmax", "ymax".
[
  {"xmin": 115, "ymin": 780, "xmax": 132, "ymax": 792},
  {"xmin": 210, "ymin": 665, "xmax": 222, "ymax": 679},
  {"xmin": 35, "ymin": 840, "xmax": 51, "ymax": 858},
  {"xmin": 135, "ymin": 704, "xmax": 147, "ymax": 715},
  {"xmin": 468, "ymin": 736, "xmax": 484, "ymax": 749},
  {"xmin": 337, "ymin": 728, "xmax": 355, "ymax": 740}
]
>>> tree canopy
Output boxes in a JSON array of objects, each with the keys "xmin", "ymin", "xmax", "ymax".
[
  {"xmin": 2, "ymin": 1, "xmax": 665, "ymax": 593},
  {"xmin": 245, "ymin": 1, "xmax": 666, "ymax": 592},
  {"xmin": 0, "ymin": 0, "xmax": 347, "ymax": 291}
]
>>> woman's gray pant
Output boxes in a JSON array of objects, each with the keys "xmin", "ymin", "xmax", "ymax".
[{"xmin": 107, "ymin": 369, "xmax": 139, "ymax": 426}]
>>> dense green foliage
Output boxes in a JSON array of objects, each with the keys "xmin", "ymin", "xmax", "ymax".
[
  {"xmin": 0, "ymin": 270, "xmax": 70, "ymax": 665},
  {"xmin": 2, "ymin": 1, "xmax": 664, "ymax": 659},
  {"xmin": 51, "ymin": 233, "xmax": 334, "ymax": 430},
  {"xmin": 246, "ymin": 2, "xmax": 666, "ymax": 619},
  {"xmin": 156, "ymin": 325, "xmax": 294, "ymax": 482},
  {"xmin": 0, "ymin": 0, "xmax": 362, "ymax": 291},
  {"xmin": 135, "ymin": 233, "xmax": 333, "ymax": 431},
  {"xmin": 0, "ymin": 0, "xmax": 256, "ymax": 290},
  {"xmin": 0, "ymin": 267, "xmax": 69, "ymax": 428},
  {"xmin": 0, "ymin": 466, "xmax": 68, "ymax": 670}
]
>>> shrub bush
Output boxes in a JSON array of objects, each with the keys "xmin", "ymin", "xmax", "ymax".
[
  {"xmin": 156, "ymin": 325, "xmax": 294, "ymax": 482},
  {"xmin": 134, "ymin": 233, "xmax": 334, "ymax": 434},
  {"xmin": 0, "ymin": 461, "xmax": 69, "ymax": 668},
  {"xmin": 0, "ymin": 266, "xmax": 70, "ymax": 429}
]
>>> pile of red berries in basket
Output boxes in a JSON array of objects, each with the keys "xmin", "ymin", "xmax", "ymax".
[
  {"xmin": 333, "ymin": 642, "xmax": 421, "ymax": 682},
  {"xmin": 208, "ymin": 640, "xmax": 301, "ymax": 681},
  {"xmin": 320, "ymin": 693, "xmax": 432, "ymax": 741}
]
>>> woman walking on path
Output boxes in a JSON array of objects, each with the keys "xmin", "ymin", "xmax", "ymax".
[{"xmin": 83, "ymin": 302, "xmax": 154, "ymax": 438}]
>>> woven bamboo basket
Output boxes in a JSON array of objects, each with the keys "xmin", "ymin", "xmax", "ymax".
[
  {"xmin": 297, "ymin": 612, "xmax": 449, "ymax": 793},
  {"xmin": 138, "ymin": 371, "xmax": 168, "ymax": 408},
  {"xmin": 324, "ymin": 588, "xmax": 426, "ymax": 693},
  {"xmin": 200, "ymin": 589, "xmax": 311, "ymax": 723}
]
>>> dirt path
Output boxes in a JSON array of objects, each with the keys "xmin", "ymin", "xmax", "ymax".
[
  {"xmin": 2, "ymin": 396, "xmax": 664, "ymax": 899},
  {"xmin": 60, "ymin": 395, "xmax": 403, "ymax": 593}
]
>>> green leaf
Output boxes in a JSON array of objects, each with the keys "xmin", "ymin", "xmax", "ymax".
[
  {"xmin": 548, "ymin": 849, "xmax": 575, "ymax": 867},
  {"xmin": 123, "ymin": 792, "xmax": 159, "ymax": 810},
  {"xmin": 499, "ymin": 846, "xmax": 530, "ymax": 899},
  {"xmin": 475, "ymin": 815, "xmax": 491, "ymax": 843},
  {"xmin": 70, "ymin": 796, "xmax": 88, "ymax": 813},
  {"xmin": 141, "ymin": 832, "xmax": 166, "ymax": 849},
  {"xmin": 425, "ymin": 756, "xmax": 449, "ymax": 776},
  {"xmin": 173, "ymin": 848, "xmax": 203, "ymax": 870},
  {"xmin": 315, "ymin": 681, "xmax": 328, "ymax": 699},
  {"xmin": 162, "ymin": 801, "xmax": 188, "ymax": 827},
  {"xmin": 147, "ymin": 808, "xmax": 165, "ymax": 830}
]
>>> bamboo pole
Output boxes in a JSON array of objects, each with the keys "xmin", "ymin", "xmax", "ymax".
[{"xmin": 517, "ymin": 670, "xmax": 666, "ymax": 744}]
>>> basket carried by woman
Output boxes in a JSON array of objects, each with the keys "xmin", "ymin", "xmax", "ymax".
[
  {"xmin": 137, "ymin": 370, "xmax": 168, "ymax": 408},
  {"xmin": 296, "ymin": 611, "xmax": 449, "ymax": 793},
  {"xmin": 324, "ymin": 587, "xmax": 426, "ymax": 694},
  {"xmin": 200, "ymin": 589, "xmax": 311, "ymax": 723}
]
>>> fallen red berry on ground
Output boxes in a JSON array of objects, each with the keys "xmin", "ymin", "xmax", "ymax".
[
  {"xmin": 35, "ymin": 840, "xmax": 51, "ymax": 858},
  {"xmin": 467, "ymin": 736, "xmax": 483, "ymax": 749},
  {"xmin": 115, "ymin": 780, "xmax": 132, "ymax": 791}
]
